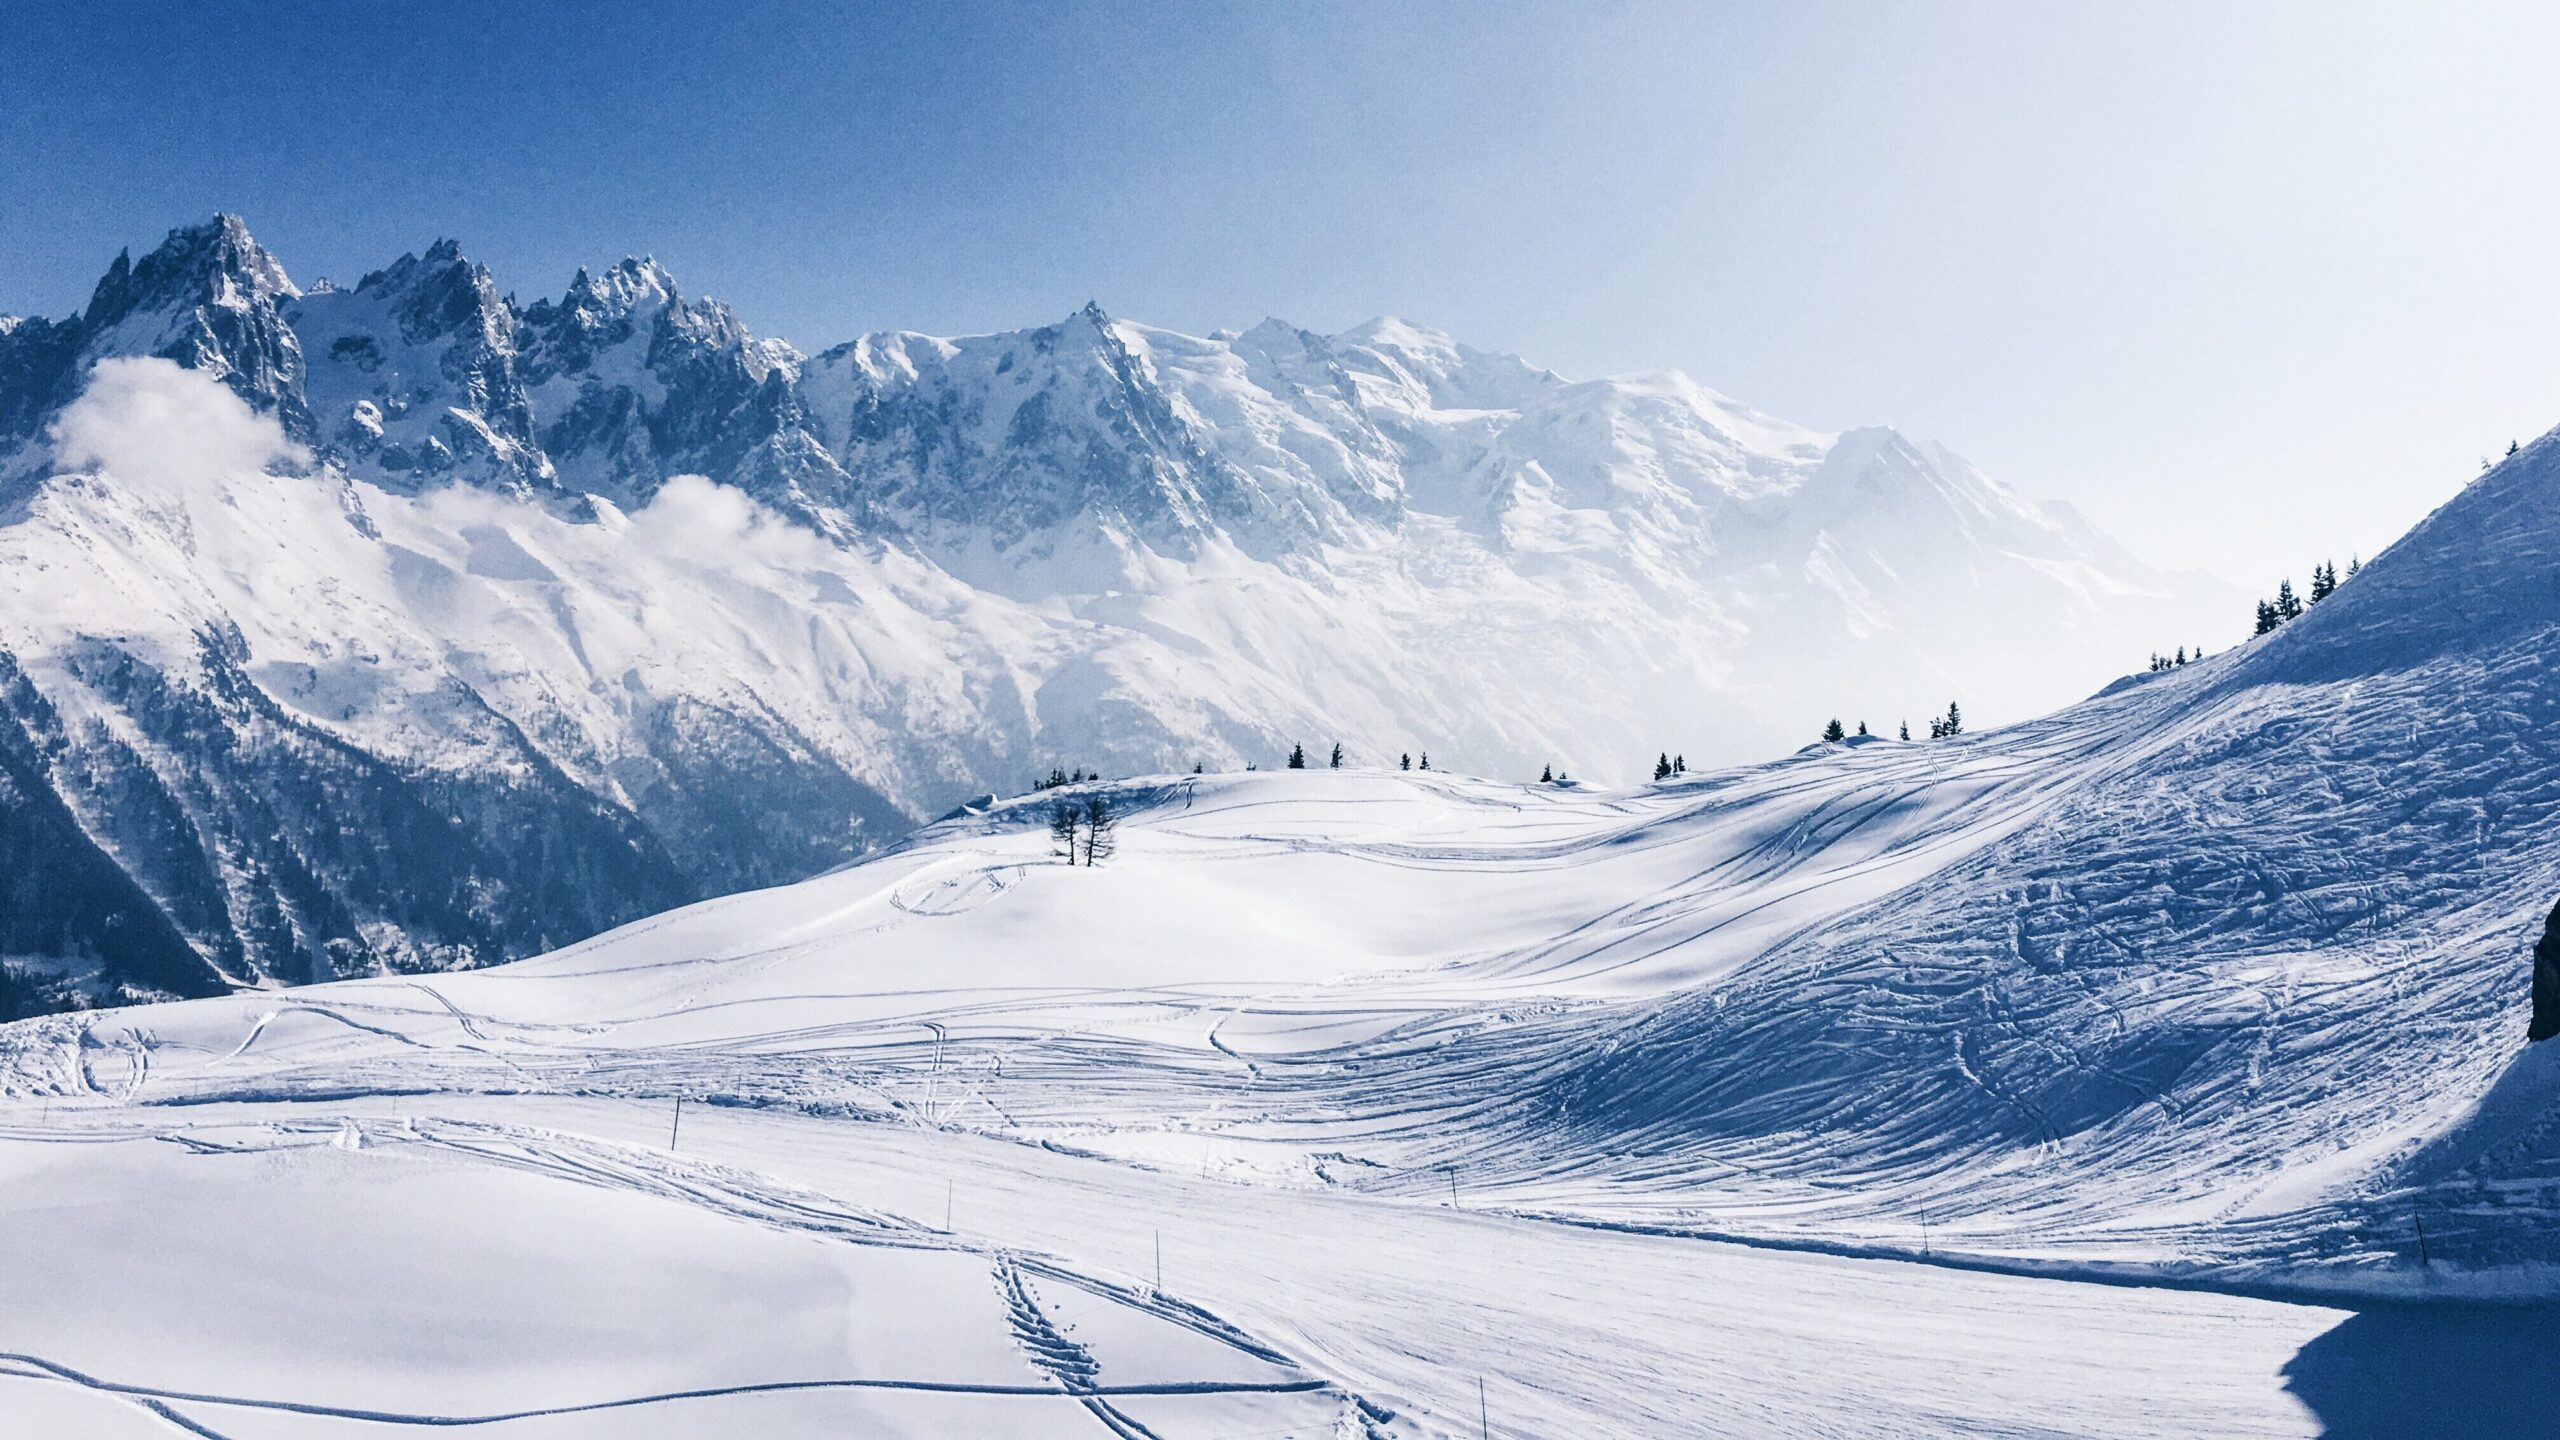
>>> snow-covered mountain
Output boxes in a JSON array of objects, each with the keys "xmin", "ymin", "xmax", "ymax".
[
  {"xmin": 4, "ymin": 430, "xmax": 2557, "ymax": 1436},
  {"xmin": 0, "ymin": 216, "xmax": 2233, "ymax": 1006}
]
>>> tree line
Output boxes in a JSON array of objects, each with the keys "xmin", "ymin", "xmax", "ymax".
[{"xmin": 2252, "ymin": 556, "xmax": 2358, "ymax": 636}]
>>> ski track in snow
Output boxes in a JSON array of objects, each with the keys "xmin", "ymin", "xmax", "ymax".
[{"xmin": 15, "ymin": 512, "xmax": 2560, "ymax": 1432}]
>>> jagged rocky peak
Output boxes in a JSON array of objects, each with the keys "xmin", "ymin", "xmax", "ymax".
[
  {"xmin": 84, "ymin": 214, "xmax": 301, "ymax": 328},
  {"xmin": 362, "ymin": 238, "xmax": 514, "ymax": 348},
  {"xmin": 288, "ymin": 235, "xmax": 549, "ymax": 495},
  {"xmin": 0, "ymin": 214, "xmax": 317, "ymax": 440},
  {"xmin": 512, "ymin": 252, "xmax": 837, "ymax": 514}
]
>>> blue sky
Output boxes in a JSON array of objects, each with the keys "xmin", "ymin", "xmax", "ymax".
[{"xmin": 5, "ymin": 0, "xmax": 2558, "ymax": 589}]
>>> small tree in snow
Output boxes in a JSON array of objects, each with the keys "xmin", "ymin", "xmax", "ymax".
[
  {"xmin": 1287, "ymin": 743, "xmax": 1307, "ymax": 770},
  {"xmin": 1654, "ymin": 752, "xmax": 1674, "ymax": 781},
  {"xmin": 1330, "ymin": 742, "xmax": 1344, "ymax": 769},
  {"xmin": 1540, "ymin": 763, "xmax": 1554, "ymax": 783},
  {"xmin": 1822, "ymin": 718, "xmax": 1846, "ymax": 743},
  {"xmin": 1081, "ymin": 795, "xmax": 1118, "ymax": 865},
  {"xmin": 1400, "ymin": 752, "xmax": 1412, "ymax": 770},
  {"xmin": 1050, "ymin": 795, "xmax": 1120, "ymax": 866}
]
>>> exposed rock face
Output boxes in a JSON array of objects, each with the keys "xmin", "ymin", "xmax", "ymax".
[{"xmin": 2532, "ymin": 898, "xmax": 2560, "ymax": 1042}]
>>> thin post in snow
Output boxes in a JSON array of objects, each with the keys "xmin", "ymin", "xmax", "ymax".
[
  {"xmin": 945, "ymin": 1179, "xmax": 954, "ymax": 1233},
  {"xmin": 1154, "ymin": 1227, "xmax": 1162, "ymax": 1294},
  {"xmin": 924, "ymin": 1021, "xmax": 947, "ymax": 1125},
  {"xmin": 2415, "ymin": 1211, "xmax": 2430, "ymax": 1269},
  {"xmin": 1920, "ymin": 1216, "xmax": 1931, "ymax": 1260},
  {"xmin": 1448, "ymin": 1166, "xmax": 1460, "ymax": 1209},
  {"xmin": 1479, "ymin": 1375, "xmax": 1490, "ymax": 1439},
  {"xmin": 668, "ymin": 1095, "xmax": 682, "ymax": 1152}
]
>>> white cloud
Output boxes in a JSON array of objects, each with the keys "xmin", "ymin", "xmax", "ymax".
[{"xmin": 48, "ymin": 357, "xmax": 306, "ymax": 496}]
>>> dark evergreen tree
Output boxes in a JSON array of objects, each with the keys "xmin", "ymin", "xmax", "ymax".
[
  {"xmin": 2348, "ymin": 554, "xmax": 2361, "ymax": 577},
  {"xmin": 1941, "ymin": 701, "xmax": 1962, "ymax": 737},
  {"xmin": 1899, "ymin": 720, "xmax": 1910, "ymax": 741},
  {"xmin": 2174, "ymin": 646, "xmax": 2187, "ymax": 666},
  {"xmin": 2309, "ymin": 561, "xmax": 2336, "ymax": 604},
  {"xmin": 1400, "ymin": 752, "xmax": 1412, "ymax": 770},
  {"xmin": 1287, "ymin": 743, "xmax": 1307, "ymax": 770},
  {"xmin": 1329, "ymin": 742, "xmax": 1344, "ymax": 769},
  {"xmin": 1540, "ymin": 763, "xmax": 1554, "ymax": 783},
  {"xmin": 1673, "ymin": 754, "xmax": 1685, "ymax": 774},
  {"xmin": 2254, "ymin": 599, "xmax": 2277, "ymax": 636},
  {"xmin": 1653, "ymin": 752, "xmax": 1674, "ymax": 781},
  {"xmin": 1856, "ymin": 721, "xmax": 1868, "ymax": 737},
  {"xmin": 2275, "ymin": 578, "xmax": 2302, "ymax": 621},
  {"xmin": 2510, "ymin": 439, "xmax": 2522, "ymax": 457},
  {"xmin": 1822, "ymin": 718, "xmax": 1846, "ymax": 743},
  {"xmin": 1419, "ymin": 753, "xmax": 1430, "ymax": 770}
]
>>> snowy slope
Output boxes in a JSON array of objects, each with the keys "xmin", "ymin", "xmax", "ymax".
[
  {"xmin": 2, "ymin": 432, "xmax": 2557, "ymax": 1434},
  {"xmin": 0, "ymin": 217, "xmax": 2234, "ymax": 1004}
]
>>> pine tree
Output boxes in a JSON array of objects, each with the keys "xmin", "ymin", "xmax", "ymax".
[
  {"xmin": 1899, "ymin": 720, "xmax": 1910, "ymax": 741},
  {"xmin": 2510, "ymin": 439, "xmax": 2522, "ymax": 457},
  {"xmin": 1822, "ymin": 718, "xmax": 1846, "ymax": 743},
  {"xmin": 1653, "ymin": 752, "xmax": 1673, "ymax": 781},
  {"xmin": 1941, "ymin": 701, "xmax": 1962, "ymax": 737},
  {"xmin": 2347, "ymin": 555, "xmax": 2361, "ymax": 577},
  {"xmin": 2276, "ymin": 578, "xmax": 2302, "ymax": 621},
  {"xmin": 1400, "ymin": 752, "xmax": 1412, "ymax": 771},
  {"xmin": 1929, "ymin": 717, "xmax": 1944, "ymax": 739},
  {"xmin": 2254, "ymin": 599, "xmax": 2277, "ymax": 636},
  {"xmin": 1419, "ymin": 753, "xmax": 1430, "ymax": 771},
  {"xmin": 2174, "ymin": 646, "xmax": 2187, "ymax": 666},
  {"xmin": 1329, "ymin": 742, "xmax": 1344, "ymax": 769},
  {"xmin": 1192, "ymin": 760, "xmax": 1205, "ymax": 774},
  {"xmin": 1673, "ymin": 754, "xmax": 1685, "ymax": 774},
  {"xmin": 1540, "ymin": 763, "xmax": 1554, "ymax": 783},
  {"xmin": 2309, "ymin": 561, "xmax": 2336, "ymax": 604},
  {"xmin": 1287, "ymin": 743, "xmax": 1307, "ymax": 770},
  {"xmin": 1857, "ymin": 721, "xmax": 1869, "ymax": 737}
]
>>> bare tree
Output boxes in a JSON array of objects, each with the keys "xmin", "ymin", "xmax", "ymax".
[
  {"xmin": 1049, "ymin": 799, "xmax": 1082, "ymax": 864},
  {"xmin": 1049, "ymin": 794, "xmax": 1121, "ymax": 866},
  {"xmin": 1080, "ymin": 796, "xmax": 1118, "ymax": 866}
]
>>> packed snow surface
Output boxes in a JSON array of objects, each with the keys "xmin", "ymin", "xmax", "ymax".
[{"xmin": 12, "ymin": 412, "xmax": 2560, "ymax": 1440}]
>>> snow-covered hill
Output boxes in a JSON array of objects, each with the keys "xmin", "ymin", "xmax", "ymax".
[
  {"xmin": 3, "ymin": 426, "xmax": 2557, "ymax": 1435},
  {"xmin": 0, "ymin": 217, "xmax": 2233, "ymax": 1004}
]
